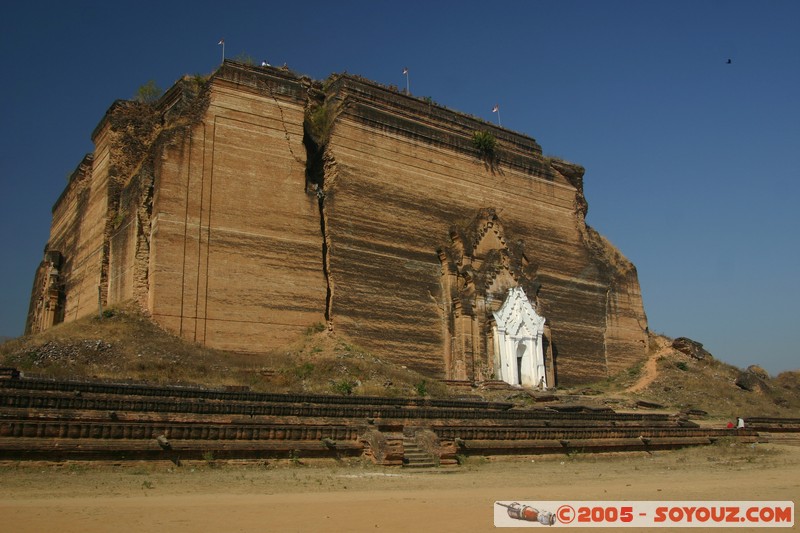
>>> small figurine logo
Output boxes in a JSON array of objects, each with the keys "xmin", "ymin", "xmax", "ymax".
[{"xmin": 496, "ymin": 502, "xmax": 556, "ymax": 526}]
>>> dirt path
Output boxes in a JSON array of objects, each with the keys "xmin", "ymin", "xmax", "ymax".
[
  {"xmin": 627, "ymin": 353, "xmax": 660, "ymax": 393},
  {"xmin": 627, "ymin": 340, "xmax": 675, "ymax": 393},
  {"xmin": 1, "ymin": 444, "xmax": 797, "ymax": 532}
]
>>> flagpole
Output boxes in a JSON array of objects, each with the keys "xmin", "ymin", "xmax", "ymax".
[
  {"xmin": 493, "ymin": 104, "xmax": 502, "ymax": 127},
  {"xmin": 403, "ymin": 67, "xmax": 410, "ymax": 95},
  {"xmin": 219, "ymin": 39, "xmax": 225, "ymax": 63}
]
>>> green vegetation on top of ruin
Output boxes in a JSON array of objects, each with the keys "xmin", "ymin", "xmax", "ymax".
[
  {"xmin": 232, "ymin": 52, "xmax": 256, "ymax": 66},
  {"xmin": 134, "ymin": 80, "xmax": 164, "ymax": 104},
  {"xmin": 304, "ymin": 99, "xmax": 340, "ymax": 148},
  {"xmin": 472, "ymin": 130, "xmax": 499, "ymax": 170},
  {"xmin": 471, "ymin": 130, "xmax": 497, "ymax": 156}
]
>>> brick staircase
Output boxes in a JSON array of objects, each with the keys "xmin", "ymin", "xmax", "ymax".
[{"xmin": 402, "ymin": 434, "xmax": 437, "ymax": 468}]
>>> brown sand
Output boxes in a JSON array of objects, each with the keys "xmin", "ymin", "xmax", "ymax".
[{"xmin": 0, "ymin": 444, "xmax": 797, "ymax": 532}]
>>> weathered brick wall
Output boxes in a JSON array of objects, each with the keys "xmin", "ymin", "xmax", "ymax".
[
  {"xmin": 107, "ymin": 179, "xmax": 138, "ymax": 306},
  {"xmin": 148, "ymin": 67, "xmax": 327, "ymax": 350},
  {"xmin": 31, "ymin": 61, "xmax": 649, "ymax": 384},
  {"xmin": 47, "ymin": 135, "xmax": 108, "ymax": 325},
  {"xmin": 320, "ymin": 76, "xmax": 647, "ymax": 383},
  {"xmin": 35, "ymin": 155, "xmax": 94, "ymax": 327}
]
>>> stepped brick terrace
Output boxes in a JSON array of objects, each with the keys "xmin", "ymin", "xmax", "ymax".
[{"xmin": 3, "ymin": 374, "xmax": 789, "ymax": 466}]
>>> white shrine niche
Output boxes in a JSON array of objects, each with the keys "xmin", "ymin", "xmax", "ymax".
[
  {"xmin": 491, "ymin": 287, "xmax": 547, "ymax": 388},
  {"xmin": 438, "ymin": 209, "xmax": 552, "ymax": 384}
]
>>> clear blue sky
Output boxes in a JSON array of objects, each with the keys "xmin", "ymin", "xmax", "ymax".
[{"xmin": 1, "ymin": 1, "xmax": 797, "ymax": 375}]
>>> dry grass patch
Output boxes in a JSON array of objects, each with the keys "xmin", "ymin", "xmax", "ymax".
[{"xmin": 0, "ymin": 304, "xmax": 448, "ymax": 398}]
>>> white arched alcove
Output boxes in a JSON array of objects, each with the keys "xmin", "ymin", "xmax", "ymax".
[{"xmin": 492, "ymin": 287, "xmax": 546, "ymax": 388}]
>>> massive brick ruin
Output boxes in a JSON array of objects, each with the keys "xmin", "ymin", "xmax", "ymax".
[{"xmin": 27, "ymin": 61, "xmax": 649, "ymax": 385}]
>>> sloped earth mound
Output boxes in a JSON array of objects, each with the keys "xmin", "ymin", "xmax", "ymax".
[
  {"xmin": 565, "ymin": 333, "xmax": 800, "ymax": 419},
  {"xmin": 0, "ymin": 304, "xmax": 444, "ymax": 398},
  {"xmin": 2, "ymin": 310, "xmax": 799, "ymax": 416}
]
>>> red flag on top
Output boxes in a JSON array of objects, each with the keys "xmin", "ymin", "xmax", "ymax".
[
  {"xmin": 218, "ymin": 39, "xmax": 225, "ymax": 45},
  {"xmin": 492, "ymin": 104, "xmax": 499, "ymax": 113},
  {"xmin": 403, "ymin": 67, "xmax": 408, "ymax": 75}
]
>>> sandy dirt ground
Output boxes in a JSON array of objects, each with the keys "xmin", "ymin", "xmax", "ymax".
[{"xmin": 0, "ymin": 443, "xmax": 797, "ymax": 532}]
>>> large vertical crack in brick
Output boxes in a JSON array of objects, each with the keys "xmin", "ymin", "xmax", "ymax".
[
  {"xmin": 303, "ymin": 86, "xmax": 343, "ymax": 328},
  {"xmin": 317, "ymin": 171, "xmax": 334, "ymax": 325}
]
